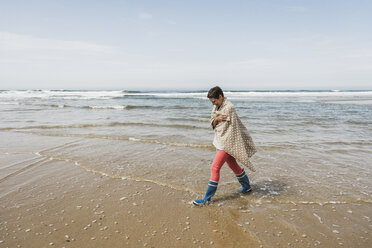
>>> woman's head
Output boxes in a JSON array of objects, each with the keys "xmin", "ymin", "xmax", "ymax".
[
  {"xmin": 207, "ymin": 86, "xmax": 224, "ymax": 99},
  {"xmin": 208, "ymin": 86, "xmax": 224, "ymax": 107}
]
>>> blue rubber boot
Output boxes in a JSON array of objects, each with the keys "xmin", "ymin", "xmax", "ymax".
[
  {"xmin": 235, "ymin": 169, "xmax": 252, "ymax": 194},
  {"xmin": 193, "ymin": 181, "xmax": 218, "ymax": 206}
]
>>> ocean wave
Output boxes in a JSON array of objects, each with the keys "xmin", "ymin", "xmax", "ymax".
[
  {"xmin": 82, "ymin": 105, "xmax": 158, "ymax": 110},
  {"xmin": 0, "ymin": 102, "xmax": 70, "ymax": 108},
  {"xmin": 166, "ymin": 117, "xmax": 210, "ymax": 123},
  {"xmin": 0, "ymin": 122, "xmax": 208, "ymax": 131},
  {"xmin": 82, "ymin": 105, "xmax": 195, "ymax": 110},
  {"xmin": 0, "ymin": 127, "xmax": 14, "ymax": 131},
  {"xmin": 257, "ymin": 144, "xmax": 299, "ymax": 150},
  {"xmin": 19, "ymin": 131, "xmax": 214, "ymax": 150},
  {"xmin": 248, "ymin": 197, "xmax": 372, "ymax": 206},
  {"xmin": 122, "ymin": 93, "xmax": 206, "ymax": 99},
  {"xmin": 322, "ymin": 141, "xmax": 372, "ymax": 146},
  {"xmin": 1, "ymin": 89, "xmax": 372, "ymax": 101},
  {"xmin": 44, "ymin": 104, "xmax": 70, "ymax": 108},
  {"xmin": 2, "ymin": 108, "xmax": 47, "ymax": 112},
  {"xmin": 0, "ymin": 101, "xmax": 20, "ymax": 105},
  {"xmin": 345, "ymin": 120, "xmax": 372, "ymax": 125},
  {"xmin": 128, "ymin": 137, "xmax": 213, "ymax": 149},
  {"xmin": 0, "ymin": 90, "xmax": 124, "ymax": 100},
  {"xmin": 2, "ymin": 101, "xmax": 193, "ymax": 111}
]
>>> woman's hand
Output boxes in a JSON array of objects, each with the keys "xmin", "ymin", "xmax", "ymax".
[
  {"xmin": 216, "ymin": 114, "xmax": 227, "ymax": 122},
  {"xmin": 212, "ymin": 114, "xmax": 227, "ymax": 127}
]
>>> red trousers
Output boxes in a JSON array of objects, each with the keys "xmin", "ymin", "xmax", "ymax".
[{"xmin": 210, "ymin": 150, "xmax": 243, "ymax": 182}]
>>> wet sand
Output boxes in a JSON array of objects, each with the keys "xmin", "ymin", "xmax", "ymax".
[
  {"xmin": 0, "ymin": 143, "xmax": 260, "ymax": 247},
  {"xmin": 0, "ymin": 132, "xmax": 371, "ymax": 247}
]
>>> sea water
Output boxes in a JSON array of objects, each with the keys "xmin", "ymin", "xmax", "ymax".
[
  {"xmin": 1, "ymin": 89, "xmax": 371, "ymax": 199},
  {"xmin": 1, "ymin": 89, "xmax": 371, "ymax": 245}
]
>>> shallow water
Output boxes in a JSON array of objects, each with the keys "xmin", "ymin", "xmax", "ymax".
[{"xmin": 1, "ymin": 89, "xmax": 371, "ymax": 246}]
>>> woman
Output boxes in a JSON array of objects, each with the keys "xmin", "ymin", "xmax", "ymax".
[{"xmin": 193, "ymin": 86, "xmax": 256, "ymax": 206}]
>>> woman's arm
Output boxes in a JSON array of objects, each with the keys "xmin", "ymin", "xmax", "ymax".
[{"xmin": 211, "ymin": 114, "xmax": 227, "ymax": 128}]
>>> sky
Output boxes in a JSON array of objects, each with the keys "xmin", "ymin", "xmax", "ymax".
[{"xmin": 0, "ymin": 0, "xmax": 371, "ymax": 90}]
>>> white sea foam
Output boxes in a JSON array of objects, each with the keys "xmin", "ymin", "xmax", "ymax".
[
  {"xmin": 89, "ymin": 105, "xmax": 128, "ymax": 110},
  {"xmin": 0, "ymin": 90, "xmax": 124, "ymax": 100},
  {"xmin": 122, "ymin": 90, "xmax": 372, "ymax": 102},
  {"xmin": 0, "ymin": 101, "xmax": 19, "ymax": 105},
  {"xmin": 1, "ymin": 90, "xmax": 372, "ymax": 103},
  {"xmin": 313, "ymin": 213, "xmax": 323, "ymax": 224},
  {"xmin": 123, "ymin": 92, "xmax": 206, "ymax": 99}
]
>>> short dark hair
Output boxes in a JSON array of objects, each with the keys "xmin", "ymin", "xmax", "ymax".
[{"xmin": 207, "ymin": 86, "xmax": 224, "ymax": 99}]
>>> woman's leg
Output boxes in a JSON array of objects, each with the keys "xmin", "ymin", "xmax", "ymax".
[
  {"xmin": 225, "ymin": 154, "xmax": 243, "ymax": 175},
  {"xmin": 193, "ymin": 150, "xmax": 227, "ymax": 206},
  {"xmin": 225, "ymin": 154, "xmax": 252, "ymax": 193},
  {"xmin": 210, "ymin": 150, "xmax": 229, "ymax": 182}
]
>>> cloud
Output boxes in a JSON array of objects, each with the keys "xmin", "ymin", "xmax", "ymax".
[
  {"xmin": 0, "ymin": 32, "xmax": 121, "ymax": 88},
  {"xmin": 0, "ymin": 32, "xmax": 113, "ymax": 54},
  {"xmin": 138, "ymin": 12, "xmax": 153, "ymax": 20}
]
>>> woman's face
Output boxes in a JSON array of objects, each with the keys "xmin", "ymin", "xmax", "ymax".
[{"xmin": 209, "ymin": 95, "xmax": 224, "ymax": 107}]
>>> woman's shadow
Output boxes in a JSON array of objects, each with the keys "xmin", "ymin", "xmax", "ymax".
[{"xmin": 213, "ymin": 180, "xmax": 287, "ymax": 203}]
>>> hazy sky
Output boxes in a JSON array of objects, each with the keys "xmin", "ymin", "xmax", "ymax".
[{"xmin": 1, "ymin": 0, "xmax": 371, "ymax": 90}]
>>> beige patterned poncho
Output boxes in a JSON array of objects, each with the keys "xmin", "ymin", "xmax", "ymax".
[{"xmin": 211, "ymin": 98, "xmax": 257, "ymax": 171}]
